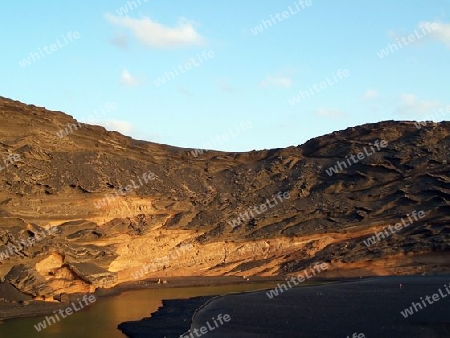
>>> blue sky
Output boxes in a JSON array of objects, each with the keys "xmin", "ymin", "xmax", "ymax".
[{"xmin": 1, "ymin": 0, "xmax": 450, "ymax": 151}]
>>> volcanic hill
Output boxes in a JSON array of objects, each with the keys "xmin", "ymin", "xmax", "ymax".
[{"xmin": 0, "ymin": 96, "xmax": 449, "ymax": 301}]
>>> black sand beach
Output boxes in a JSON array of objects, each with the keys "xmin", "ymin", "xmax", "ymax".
[{"xmin": 120, "ymin": 276, "xmax": 450, "ymax": 338}]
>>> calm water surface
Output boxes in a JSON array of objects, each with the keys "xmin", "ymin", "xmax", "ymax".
[{"xmin": 0, "ymin": 283, "xmax": 276, "ymax": 338}]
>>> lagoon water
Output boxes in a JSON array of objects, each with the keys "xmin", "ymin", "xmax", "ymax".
[{"xmin": 0, "ymin": 283, "xmax": 276, "ymax": 338}]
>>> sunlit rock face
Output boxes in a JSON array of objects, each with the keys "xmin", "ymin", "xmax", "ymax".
[{"xmin": 0, "ymin": 96, "xmax": 449, "ymax": 299}]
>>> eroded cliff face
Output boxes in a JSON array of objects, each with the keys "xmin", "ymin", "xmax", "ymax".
[{"xmin": 0, "ymin": 96, "xmax": 449, "ymax": 300}]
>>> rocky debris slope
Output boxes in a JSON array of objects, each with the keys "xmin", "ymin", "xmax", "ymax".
[{"xmin": 0, "ymin": 96, "xmax": 449, "ymax": 300}]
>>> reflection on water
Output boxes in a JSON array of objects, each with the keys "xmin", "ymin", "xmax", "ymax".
[{"xmin": 0, "ymin": 283, "xmax": 276, "ymax": 338}]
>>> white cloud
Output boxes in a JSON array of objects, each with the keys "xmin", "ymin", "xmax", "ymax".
[
  {"xmin": 362, "ymin": 89, "xmax": 378, "ymax": 100},
  {"xmin": 260, "ymin": 76, "xmax": 293, "ymax": 89},
  {"xmin": 315, "ymin": 108, "xmax": 345, "ymax": 117},
  {"xmin": 105, "ymin": 14, "xmax": 205, "ymax": 48},
  {"xmin": 120, "ymin": 69, "xmax": 140, "ymax": 87},
  {"xmin": 387, "ymin": 21, "xmax": 450, "ymax": 48},
  {"xmin": 425, "ymin": 21, "xmax": 450, "ymax": 46},
  {"xmin": 396, "ymin": 93, "xmax": 441, "ymax": 115},
  {"xmin": 99, "ymin": 120, "xmax": 134, "ymax": 134}
]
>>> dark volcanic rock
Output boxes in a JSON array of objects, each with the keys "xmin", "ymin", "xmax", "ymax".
[
  {"xmin": 0, "ymin": 282, "xmax": 32, "ymax": 302},
  {"xmin": 118, "ymin": 296, "xmax": 215, "ymax": 338}
]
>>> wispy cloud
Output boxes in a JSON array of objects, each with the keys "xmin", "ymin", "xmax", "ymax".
[
  {"xmin": 388, "ymin": 21, "xmax": 450, "ymax": 47},
  {"xmin": 424, "ymin": 21, "xmax": 450, "ymax": 46},
  {"xmin": 120, "ymin": 69, "xmax": 140, "ymax": 87},
  {"xmin": 362, "ymin": 89, "xmax": 378, "ymax": 100},
  {"xmin": 260, "ymin": 76, "xmax": 293, "ymax": 89},
  {"xmin": 396, "ymin": 93, "xmax": 441, "ymax": 116},
  {"xmin": 105, "ymin": 14, "xmax": 205, "ymax": 48}
]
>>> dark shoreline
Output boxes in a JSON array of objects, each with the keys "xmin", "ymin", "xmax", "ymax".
[
  {"xmin": 118, "ymin": 296, "xmax": 218, "ymax": 338},
  {"xmin": 119, "ymin": 276, "xmax": 450, "ymax": 338},
  {"xmin": 117, "ymin": 277, "xmax": 347, "ymax": 337}
]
